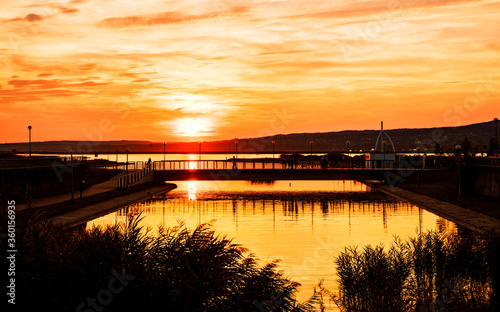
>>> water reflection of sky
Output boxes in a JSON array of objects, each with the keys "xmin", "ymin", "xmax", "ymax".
[
  {"xmin": 88, "ymin": 180, "xmax": 456, "ymax": 309},
  {"xmin": 178, "ymin": 180, "xmax": 369, "ymax": 195}
]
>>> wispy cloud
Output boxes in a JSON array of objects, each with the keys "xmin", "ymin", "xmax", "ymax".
[
  {"xmin": 5, "ymin": 13, "xmax": 46, "ymax": 23},
  {"xmin": 97, "ymin": 6, "xmax": 250, "ymax": 28},
  {"xmin": 0, "ymin": 0, "xmax": 498, "ymax": 142},
  {"xmin": 7, "ymin": 78, "xmax": 108, "ymax": 89},
  {"xmin": 59, "ymin": 7, "xmax": 79, "ymax": 14},
  {"xmin": 284, "ymin": 0, "xmax": 484, "ymax": 20}
]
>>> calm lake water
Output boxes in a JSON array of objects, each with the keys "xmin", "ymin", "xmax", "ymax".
[{"xmin": 87, "ymin": 180, "xmax": 456, "ymax": 309}]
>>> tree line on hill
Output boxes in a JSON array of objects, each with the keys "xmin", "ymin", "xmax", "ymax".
[{"xmin": 1, "ymin": 120, "xmax": 497, "ymax": 155}]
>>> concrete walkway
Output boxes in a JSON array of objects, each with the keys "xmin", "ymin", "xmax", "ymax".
[
  {"xmin": 375, "ymin": 185, "xmax": 500, "ymax": 233},
  {"xmin": 17, "ymin": 171, "xmax": 129, "ymax": 211},
  {"xmin": 52, "ymin": 184, "xmax": 176, "ymax": 228}
]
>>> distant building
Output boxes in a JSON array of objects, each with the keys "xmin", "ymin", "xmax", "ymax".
[
  {"xmin": 365, "ymin": 152, "xmax": 396, "ymax": 168},
  {"xmin": 365, "ymin": 122, "xmax": 396, "ymax": 168}
]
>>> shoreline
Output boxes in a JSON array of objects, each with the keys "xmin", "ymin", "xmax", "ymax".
[
  {"xmin": 23, "ymin": 177, "xmax": 500, "ymax": 233},
  {"xmin": 51, "ymin": 183, "xmax": 177, "ymax": 228},
  {"xmin": 370, "ymin": 183, "xmax": 500, "ymax": 233}
]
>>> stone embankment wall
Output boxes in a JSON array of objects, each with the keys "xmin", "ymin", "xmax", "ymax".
[
  {"xmin": 473, "ymin": 165, "xmax": 500, "ymax": 198},
  {"xmin": 0, "ymin": 164, "xmax": 87, "ymax": 202}
]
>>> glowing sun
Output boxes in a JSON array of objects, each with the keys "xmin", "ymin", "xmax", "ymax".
[{"xmin": 171, "ymin": 117, "xmax": 213, "ymax": 137}]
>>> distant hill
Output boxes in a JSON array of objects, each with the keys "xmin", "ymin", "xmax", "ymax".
[{"xmin": 1, "ymin": 120, "xmax": 497, "ymax": 154}]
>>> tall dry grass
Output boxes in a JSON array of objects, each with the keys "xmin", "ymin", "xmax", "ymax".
[
  {"xmin": 330, "ymin": 230, "xmax": 500, "ymax": 312},
  {"xmin": 3, "ymin": 215, "xmax": 313, "ymax": 311},
  {"xmin": 3, "ymin": 207, "xmax": 499, "ymax": 312}
]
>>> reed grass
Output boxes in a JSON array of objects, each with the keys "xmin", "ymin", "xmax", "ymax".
[
  {"xmin": 331, "ymin": 230, "xmax": 500, "ymax": 312},
  {"xmin": 4, "ymin": 208, "xmax": 500, "ymax": 312},
  {"xmin": 4, "ymin": 215, "xmax": 313, "ymax": 312}
]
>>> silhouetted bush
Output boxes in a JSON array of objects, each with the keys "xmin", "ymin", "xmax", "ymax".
[
  {"xmin": 331, "ymin": 230, "xmax": 500, "ymax": 312},
  {"xmin": 5, "ymin": 215, "xmax": 312, "ymax": 312}
]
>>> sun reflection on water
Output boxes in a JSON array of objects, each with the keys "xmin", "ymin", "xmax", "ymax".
[
  {"xmin": 188, "ymin": 180, "xmax": 197, "ymax": 200},
  {"xmin": 87, "ymin": 180, "xmax": 457, "ymax": 308}
]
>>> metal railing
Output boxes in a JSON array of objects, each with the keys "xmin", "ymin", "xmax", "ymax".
[
  {"xmin": 152, "ymin": 159, "xmax": 380, "ymax": 171},
  {"xmin": 117, "ymin": 164, "xmax": 153, "ymax": 188},
  {"xmin": 154, "ymin": 159, "xmax": 287, "ymax": 170},
  {"xmin": 59, "ymin": 156, "xmax": 88, "ymax": 163},
  {"xmin": 0, "ymin": 156, "xmax": 69, "ymax": 169},
  {"xmin": 475, "ymin": 156, "xmax": 500, "ymax": 167},
  {"xmin": 88, "ymin": 160, "xmax": 144, "ymax": 170}
]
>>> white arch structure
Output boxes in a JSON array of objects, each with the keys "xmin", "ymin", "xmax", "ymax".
[{"xmin": 374, "ymin": 122, "xmax": 396, "ymax": 153}]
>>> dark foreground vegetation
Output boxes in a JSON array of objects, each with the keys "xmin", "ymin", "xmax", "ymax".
[
  {"xmin": 331, "ymin": 230, "xmax": 500, "ymax": 312},
  {"xmin": 4, "ymin": 215, "xmax": 316, "ymax": 312},
  {"xmin": 2, "ymin": 212, "xmax": 500, "ymax": 311}
]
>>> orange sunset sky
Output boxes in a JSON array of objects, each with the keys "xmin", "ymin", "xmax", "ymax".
[{"xmin": 1, "ymin": 0, "xmax": 499, "ymax": 143}]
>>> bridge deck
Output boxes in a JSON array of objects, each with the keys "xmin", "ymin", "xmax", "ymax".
[
  {"xmin": 151, "ymin": 159, "xmax": 431, "ymax": 182},
  {"xmin": 154, "ymin": 168, "xmax": 421, "ymax": 182}
]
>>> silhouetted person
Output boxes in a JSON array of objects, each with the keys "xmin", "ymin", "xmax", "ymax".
[
  {"xmin": 321, "ymin": 156, "xmax": 328, "ymax": 169},
  {"xmin": 79, "ymin": 180, "xmax": 85, "ymax": 199},
  {"xmin": 232, "ymin": 156, "xmax": 237, "ymax": 170}
]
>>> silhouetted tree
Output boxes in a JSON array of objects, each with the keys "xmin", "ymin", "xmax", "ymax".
[
  {"xmin": 461, "ymin": 136, "xmax": 472, "ymax": 157},
  {"xmin": 434, "ymin": 142, "xmax": 444, "ymax": 155},
  {"xmin": 488, "ymin": 138, "xmax": 498, "ymax": 156}
]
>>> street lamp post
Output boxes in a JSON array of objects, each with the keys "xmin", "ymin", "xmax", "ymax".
[
  {"xmin": 346, "ymin": 141, "xmax": 351, "ymax": 168},
  {"xmin": 382, "ymin": 141, "xmax": 387, "ymax": 168},
  {"xmin": 71, "ymin": 167, "xmax": 74, "ymax": 203},
  {"xmin": 417, "ymin": 141, "xmax": 422, "ymax": 188},
  {"xmin": 70, "ymin": 149, "xmax": 74, "ymax": 203},
  {"xmin": 272, "ymin": 141, "xmax": 275, "ymax": 169},
  {"xmin": 199, "ymin": 142, "xmax": 202, "ymax": 163},
  {"xmin": 163, "ymin": 142, "xmax": 166, "ymax": 170},
  {"xmin": 310, "ymin": 141, "xmax": 313, "ymax": 168},
  {"xmin": 235, "ymin": 141, "xmax": 238, "ymax": 159},
  {"xmin": 495, "ymin": 118, "xmax": 498, "ymax": 157},
  {"xmin": 126, "ymin": 148, "xmax": 129, "ymax": 188},
  {"xmin": 418, "ymin": 141, "xmax": 424, "ymax": 170},
  {"xmin": 28, "ymin": 126, "xmax": 32, "ymax": 157},
  {"xmin": 455, "ymin": 144, "xmax": 462, "ymax": 201}
]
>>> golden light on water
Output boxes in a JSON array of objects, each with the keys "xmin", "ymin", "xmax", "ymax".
[
  {"xmin": 88, "ymin": 180, "xmax": 457, "ymax": 306},
  {"xmin": 188, "ymin": 180, "xmax": 197, "ymax": 200}
]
